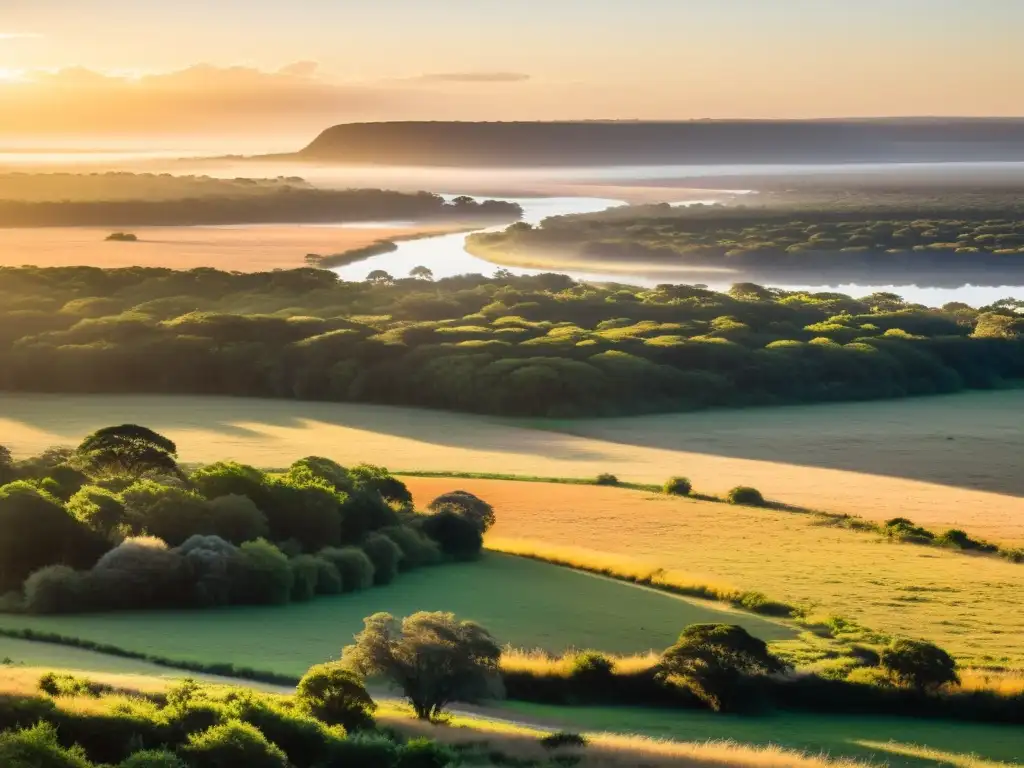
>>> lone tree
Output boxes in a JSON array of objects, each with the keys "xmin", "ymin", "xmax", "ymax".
[
  {"xmin": 880, "ymin": 639, "xmax": 959, "ymax": 693},
  {"xmin": 342, "ymin": 611, "xmax": 503, "ymax": 720},
  {"xmin": 295, "ymin": 662, "xmax": 377, "ymax": 731},
  {"xmin": 658, "ymin": 624, "xmax": 788, "ymax": 712},
  {"xmin": 427, "ymin": 490, "xmax": 495, "ymax": 533},
  {"xmin": 76, "ymin": 424, "xmax": 182, "ymax": 480},
  {"xmin": 409, "ymin": 265, "xmax": 434, "ymax": 281},
  {"xmin": 365, "ymin": 269, "xmax": 394, "ymax": 285}
]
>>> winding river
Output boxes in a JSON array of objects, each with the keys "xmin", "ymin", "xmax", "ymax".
[{"xmin": 330, "ymin": 194, "xmax": 1024, "ymax": 307}]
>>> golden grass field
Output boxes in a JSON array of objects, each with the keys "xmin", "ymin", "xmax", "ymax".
[
  {"xmin": 1, "ymin": 390, "xmax": 1021, "ymax": 543},
  {"xmin": 401, "ymin": 477, "xmax": 1024, "ymax": 666},
  {"xmin": 0, "ymin": 223, "xmax": 463, "ymax": 271}
]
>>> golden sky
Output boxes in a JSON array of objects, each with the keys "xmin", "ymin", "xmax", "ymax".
[{"xmin": 1, "ymin": 0, "xmax": 1022, "ymax": 141}]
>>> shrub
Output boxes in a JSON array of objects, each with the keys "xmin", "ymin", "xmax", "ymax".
[
  {"xmin": 663, "ymin": 477, "xmax": 692, "ymax": 496},
  {"xmin": 380, "ymin": 526, "xmax": 442, "ymax": 569},
  {"xmin": 0, "ymin": 721, "xmax": 93, "ymax": 768},
  {"xmin": 66, "ymin": 486, "xmax": 126, "ymax": 538},
  {"xmin": 318, "ymin": 547, "xmax": 375, "ymax": 592},
  {"xmin": 296, "ymin": 662, "xmax": 377, "ymax": 732},
  {"xmin": 360, "ymin": 533, "xmax": 402, "ymax": 586},
  {"xmin": 726, "ymin": 486, "xmax": 765, "ymax": 506},
  {"xmin": 38, "ymin": 672, "xmax": 111, "ymax": 698},
  {"xmin": 289, "ymin": 555, "xmax": 321, "ymax": 602},
  {"xmin": 880, "ymin": 639, "xmax": 960, "ymax": 692},
  {"xmin": 24, "ymin": 565, "xmax": 84, "ymax": 614},
  {"xmin": 540, "ymin": 732, "xmax": 588, "ymax": 750},
  {"xmin": 88, "ymin": 537, "xmax": 191, "ymax": 610},
  {"xmin": 427, "ymin": 491, "xmax": 495, "ymax": 532},
  {"xmin": 419, "ymin": 511, "xmax": 483, "ymax": 561},
  {"xmin": 121, "ymin": 481, "xmax": 211, "ymax": 546},
  {"xmin": 119, "ymin": 751, "xmax": 186, "ymax": 768},
  {"xmin": 182, "ymin": 720, "xmax": 288, "ymax": 768},
  {"xmin": 312, "ymin": 557, "xmax": 342, "ymax": 595},
  {"xmin": 221, "ymin": 691, "xmax": 337, "ymax": 767},
  {"xmin": 595, "ymin": 473, "xmax": 619, "ymax": 486},
  {"xmin": 350, "ymin": 464, "xmax": 412, "ymax": 506},
  {"xmin": 207, "ymin": 495, "xmax": 269, "ymax": 545},
  {"xmin": 176, "ymin": 535, "xmax": 238, "ymax": 607},
  {"xmin": 396, "ymin": 737, "xmax": 457, "ymax": 768},
  {"xmin": 321, "ymin": 732, "xmax": 399, "ymax": 768},
  {"xmin": 232, "ymin": 539, "xmax": 293, "ymax": 605}
]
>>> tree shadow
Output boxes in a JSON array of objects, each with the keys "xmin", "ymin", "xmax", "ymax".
[{"xmin": 541, "ymin": 390, "xmax": 1024, "ymax": 498}]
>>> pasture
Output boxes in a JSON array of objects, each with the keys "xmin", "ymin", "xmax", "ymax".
[
  {"xmin": 502, "ymin": 702, "xmax": 1024, "ymax": 768},
  {"xmin": 404, "ymin": 478, "xmax": 1024, "ymax": 666},
  {"xmin": 1, "ymin": 390, "xmax": 1021, "ymax": 542},
  {"xmin": 0, "ymin": 553, "xmax": 793, "ymax": 676}
]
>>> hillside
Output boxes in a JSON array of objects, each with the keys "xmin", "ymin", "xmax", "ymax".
[{"xmin": 298, "ymin": 119, "xmax": 1024, "ymax": 167}]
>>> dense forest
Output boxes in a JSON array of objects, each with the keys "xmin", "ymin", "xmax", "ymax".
[
  {"xmin": 0, "ymin": 266, "xmax": 1022, "ymax": 417},
  {"xmin": 469, "ymin": 206, "xmax": 1024, "ymax": 285},
  {"xmin": 0, "ymin": 173, "xmax": 521, "ymax": 227},
  {"xmin": 0, "ymin": 425, "xmax": 490, "ymax": 613},
  {"xmin": 297, "ymin": 119, "xmax": 1024, "ymax": 166}
]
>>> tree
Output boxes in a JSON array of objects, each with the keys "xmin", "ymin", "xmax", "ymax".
[
  {"xmin": 419, "ymin": 511, "xmax": 483, "ymax": 560},
  {"xmin": 76, "ymin": 424, "xmax": 182, "ymax": 480},
  {"xmin": 427, "ymin": 490, "xmax": 495, "ymax": 533},
  {"xmin": 880, "ymin": 639, "xmax": 960, "ymax": 693},
  {"xmin": 658, "ymin": 624, "xmax": 788, "ymax": 712},
  {"xmin": 366, "ymin": 269, "xmax": 394, "ymax": 285},
  {"xmin": 343, "ymin": 611, "xmax": 503, "ymax": 720},
  {"xmin": 66, "ymin": 485, "xmax": 126, "ymax": 539},
  {"xmin": 409, "ymin": 265, "xmax": 434, "ymax": 281},
  {"xmin": 296, "ymin": 662, "xmax": 377, "ymax": 731},
  {"xmin": 208, "ymin": 494, "xmax": 269, "ymax": 544},
  {"xmin": 0, "ymin": 482, "xmax": 102, "ymax": 592},
  {"xmin": 663, "ymin": 477, "xmax": 692, "ymax": 496},
  {"xmin": 182, "ymin": 721, "xmax": 288, "ymax": 768}
]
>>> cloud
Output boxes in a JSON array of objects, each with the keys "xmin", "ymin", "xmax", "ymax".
[
  {"xmin": 412, "ymin": 71, "xmax": 531, "ymax": 84},
  {"xmin": 0, "ymin": 62, "xmax": 412, "ymax": 136},
  {"xmin": 0, "ymin": 32, "xmax": 41, "ymax": 40}
]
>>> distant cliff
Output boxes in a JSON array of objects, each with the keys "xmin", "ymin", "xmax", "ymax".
[{"xmin": 299, "ymin": 119, "xmax": 1024, "ymax": 167}]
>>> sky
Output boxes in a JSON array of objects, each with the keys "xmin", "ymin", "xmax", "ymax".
[{"xmin": 1, "ymin": 0, "xmax": 1022, "ymax": 144}]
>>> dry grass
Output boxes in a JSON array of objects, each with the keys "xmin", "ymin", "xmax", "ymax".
[
  {"xmin": 401, "ymin": 478, "xmax": 1024, "ymax": 666},
  {"xmin": 1, "ymin": 390, "xmax": 1020, "ymax": 544},
  {"xmin": 0, "ymin": 223, "xmax": 463, "ymax": 271}
]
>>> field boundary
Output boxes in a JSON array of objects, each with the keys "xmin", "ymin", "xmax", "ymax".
[{"xmin": 401, "ymin": 470, "xmax": 1023, "ymax": 563}]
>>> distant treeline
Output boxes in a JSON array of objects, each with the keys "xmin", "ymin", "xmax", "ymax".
[
  {"xmin": 298, "ymin": 119, "xmax": 1024, "ymax": 166},
  {"xmin": 1, "ymin": 266, "xmax": 1022, "ymax": 417},
  {"xmin": 470, "ymin": 208, "xmax": 1024, "ymax": 285},
  {"xmin": 0, "ymin": 189, "xmax": 521, "ymax": 227}
]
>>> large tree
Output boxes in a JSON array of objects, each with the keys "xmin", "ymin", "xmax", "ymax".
[
  {"xmin": 342, "ymin": 611, "xmax": 503, "ymax": 720},
  {"xmin": 658, "ymin": 624, "xmax": 788, "ymax": 712},
  {"xmin": 880, "ymin": 639, "xmax": 960, "ymax": 693},
  {"xmin": 76, "ymin": 424, "xmax": 182, "ymax": 480}
]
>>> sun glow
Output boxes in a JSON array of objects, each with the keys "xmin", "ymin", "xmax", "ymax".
[{"xmin": 0, "ymin": 68, "xmax": 26, "ymax": 82}]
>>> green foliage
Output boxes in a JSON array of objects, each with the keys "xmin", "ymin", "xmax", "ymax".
[
  {"xmin": 659, "ymin": 623, "xmax": 788, "ymax": 712},
  {"xmin": 594, "ymin": 473, "xmax": 619, "ymax": 486},
  {"xmin": 121, "ymin": 481, "xmax": 211, "ymax": 546},
  {"xmin": 663, "ymin": 476, "xmax": 693, "ymax": 496},
  {"xmin": 880, "ymin": 639, "xmax": 960, "ymax": 692},
  {"xmin": 288, "ymin": 555, "xmax": 321, "ymax": 602},
  {"xmin": 427, "ymin": 490, "xmax": 495, "ymax": 533},
  {"xmin": 419, "ymin": 511, "xmax": 484, "ymax": 561},
  {"xmin": 395, "ymin": 737, "xmax": 457, "ymax": 768},
  {"xmin": 295, "ymin": 662, "xmax": 377, "ymax": 732},
  {"xmin": 24, "ymin": 565, "xmax": 84, "ymax": 614},
  {"xmin": 0, "ymin": 721, "xmax": 92, "ymax": 768},
  {"xmin": 360, "ymin": 533, "xmax": 402, "ymax": 586},
  {"xmin": 317, "ymin": 547, "xmax": 375, "ymax": 592},
  {"xmin": 232, "ymin": 540, "xmax": 293, "ymax": 606},
  {"xmin": 118, "ymin": 751, "xmax": 186, "ymax": 768},
  {"xmin": 181, "ymin": 720, "xmax": 288, "ymax": 768},
  {"xmin": 726, "ymin": 486, "xmax": 765, "ymax": 507},
  {"xmin": 66, "ymin": 486, "xmax": 126, "ymax": 539},
  {"xmin": 207, "ymin": 495, "xmax": 269, "ymax": 545},
  {"xmin": 0, "ymin": 266, "xmax": 1020, "ymax": 418},
  {"xmin": 380, "ymin": 526, "xmax": 442, "ymax": 569},
  {"xmin": 311, "ymin": 557, "xmax": 343, "ymax": 595},
  {"xmin": 343, "ymin": 611, "xmax": 504, "ymax": 720},
  {"xmin": 540, "ymin": 732, "xmax": 588, "ymax": 750},
  {"xmin": 76, "ymin": 425, "xmax": 181, "ymax": 480}
]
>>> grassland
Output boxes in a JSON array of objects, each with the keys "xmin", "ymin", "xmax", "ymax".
[
  {"xmin": 1, "ymin": 390, "xmax": 1021, "ymax": 543},
  {"xmin": 501, "ymin": 702, "xmax": 1024, "ymax": 768},
  {"xmin": 0, "ymin": 553, "xmax": 793, "ymax": 675},
  {"xmin": 399, "ymin": 478, "xmax": 1024, "ymax": 667},
  {"xmin": 0, "ymin": 222, "xmax": 462, "ymax": 271}
]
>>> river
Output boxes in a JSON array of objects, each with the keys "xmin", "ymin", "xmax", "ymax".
[{"xmin": 330, "ymin": 194, "xmax": 1024, "ymax": 307}]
